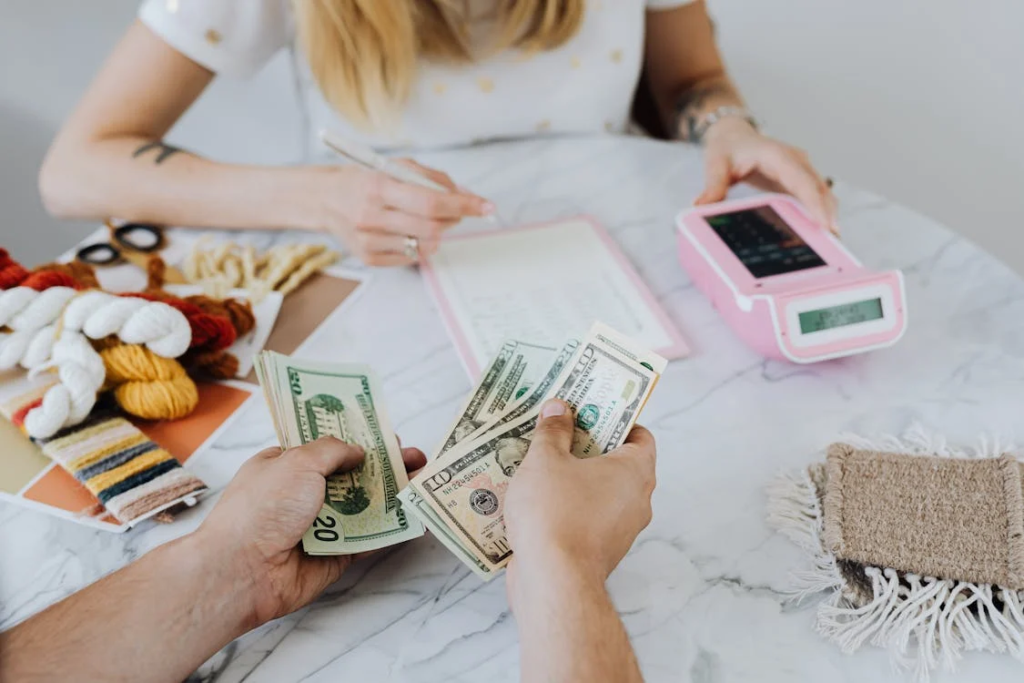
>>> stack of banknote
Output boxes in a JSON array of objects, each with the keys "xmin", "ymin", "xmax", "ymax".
[
  {"xmin": 255, "ymin": 322, "xmax": 665, "ymax": 576},
  {"xmin": 255, "ymin": 351, "xmax": 424, "ymax": 555},
  {"xmin": 400, "ymin": 322, "xmax": 666, "ymax": 579}
]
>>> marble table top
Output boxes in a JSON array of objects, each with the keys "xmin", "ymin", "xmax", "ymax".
[{"xmin": 3, "ymin": 136, "xmax": 1024, "ymax": 683}]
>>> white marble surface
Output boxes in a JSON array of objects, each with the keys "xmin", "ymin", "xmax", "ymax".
[{"xmin": 3, "ymin": 136, "xmax": 1024, "ymax": 682}]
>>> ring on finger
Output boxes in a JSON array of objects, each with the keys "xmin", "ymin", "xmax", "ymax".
[{"xmin": 403, "ymin": 235, "xmax": 420, "ymax": 260}]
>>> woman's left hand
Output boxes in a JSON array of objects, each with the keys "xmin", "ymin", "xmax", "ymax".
[{"xmin": 694, "ymin": 118, "xmax": 839, "ymax": 235}]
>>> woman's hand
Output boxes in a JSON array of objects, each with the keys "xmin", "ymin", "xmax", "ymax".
[
  {"xmin": 695, "ymin": 118, "xmax": 839, "ymax": 235},
  {"xmin": 306, "ymin": 160, "xmax": 494, "ymax": 266}
]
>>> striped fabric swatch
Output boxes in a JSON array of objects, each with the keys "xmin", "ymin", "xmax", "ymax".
[{"xmin": 11, "ymin": 399, "xmax": 207, "ymax": 524}]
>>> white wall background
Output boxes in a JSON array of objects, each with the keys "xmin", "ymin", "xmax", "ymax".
[
  {"xmin": 708, "ymin": 0, "xmax": 1024, "ymax": 272},
  {"xmin": 1, "ymin": 0, "xmax": 1022, "ymax": 273}
]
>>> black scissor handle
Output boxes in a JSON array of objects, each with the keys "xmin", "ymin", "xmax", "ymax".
[
  {"xmin": 112, "ymin": 223, "xmax": 164, "ymax": 253},
  {"xmin": 76, "ymin": 242, "xmax": 121, "ymax": 265}
]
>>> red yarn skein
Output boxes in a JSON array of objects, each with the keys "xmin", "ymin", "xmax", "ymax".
[
  {"xmin": 20, "ymin": 271, "xmax": 79, "ymax": 291},
  {"xmin": 0, "ymin": 249, "xmax": 30, "ymax": 290},
  {"xmin": 128, "ymin": 292, "xmax": 237, "ymax": 352}
]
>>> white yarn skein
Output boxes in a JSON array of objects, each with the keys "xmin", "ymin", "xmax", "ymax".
[
  {"xmin": 61, "ymin": 290, "xmax": 115, "ymax": 332},
  {"xmin": 116, "ymin": 301, "xmax": 191, "ymax": 358},
  {"xmin": 0, "ymin": 288, "xmax": 37, "ymax": 326},
  {"xmin": 0, "ymin": 331, "xmax": 32, "ymax": 370},
  {"xmin": 0, "ymin": 283, "xmax": 192, "ymax": 437},
  {"xmin": 21, "ymin": 325, "xmax": 57, "ymax": 370},
  {"xmin": 24, "ymin": 332, "xmax": 106, "ymax": 439},
  {"xmin": 4, "ymin": 290, "xmax": 191, "ymax": 370},
  {"xmin": 9, "ymin": 287, "xmax": 76, "ymax": 331},
  {"xmin": 22, "ymin": 384, "xmax": 71, "ymax": 440},
  {"xmin": 0, "ymin": 286, "xmax": 77, "ymax": 331},
  {"xmin": 74, "ymin": 295, "xmax": 190, "ymax": 359},
  {"xmin": 82, "ymin": 296, "xmax": 147, "ymax": 337},
  {"xmin": 0, "ymin": 287, "xmax": 76, "ymax": 371}
]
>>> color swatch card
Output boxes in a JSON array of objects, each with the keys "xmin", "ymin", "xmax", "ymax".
[
  {"xmin": 0, "ymin": 370, "xmax": 256, "ymax": 532},
  {"xmin": 421, "ymin": 217, "xmax": 688, "ymax": 378}
]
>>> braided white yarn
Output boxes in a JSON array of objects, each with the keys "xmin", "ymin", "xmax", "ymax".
[
  {"xmin": 24, "ymin": 332, "xmax": 106, "ymax": 439},
  {"xmin": 0, "ymin": 287, "xmax": 76, "ymax": 371},
  {"xmin": 64, "ymin": 292, "xmax": 190, "ymax": 358},
  {"xmin": 0, "ymin": 286, "xmax": 76, "ymax": 330},
  {"xmin": 0, "ymin": 286, "xmax": 192, "ymax": 438},
  {"xmin": 0, "ymin": 288, "xmax": 191, "ymax": 372},
  {"xmin": 0, "ymin": 287, "xmax": 37, "ymax": 325}
]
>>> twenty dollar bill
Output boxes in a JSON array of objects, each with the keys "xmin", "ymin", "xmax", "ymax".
[{"xmin": 255, "ymin": 352, "xmax": 424, "ymax": 555}]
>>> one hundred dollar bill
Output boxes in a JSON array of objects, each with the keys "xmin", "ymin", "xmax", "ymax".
[
  {"xmin": 436, "ymin": 340, "xmax": 555, "ymax": 457},
  {"xmin": 403, "ymin": 323, "xmax": 664, "ymax": 576},
  {"xmin": 255, "ymin": 352, "xmax": 424, "ymax": 555}
]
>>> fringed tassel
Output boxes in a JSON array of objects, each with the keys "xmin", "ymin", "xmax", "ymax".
[
  {"xmin": 765, "ymin": 470, "xmax": 845, "ymax": 603},
  {"xmin": 767, "ymin": 428, "xmax": 1024, "ymax": 681}
]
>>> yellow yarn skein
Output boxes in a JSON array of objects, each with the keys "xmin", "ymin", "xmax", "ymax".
[{"xmin": 100, "ymin": 344, "xmax": 199, "ymax": 420}]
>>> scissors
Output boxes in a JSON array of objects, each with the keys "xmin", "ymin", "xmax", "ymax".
[{"xmin": 76, "ymin": 221, "xmax": 186, "ymax": 283}]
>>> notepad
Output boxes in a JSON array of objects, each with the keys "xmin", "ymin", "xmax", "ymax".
[{"xmin": 421, "ymin": 216, "xmax": 688, "ymax": 378}]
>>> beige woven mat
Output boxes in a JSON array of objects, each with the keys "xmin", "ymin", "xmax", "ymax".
[{"xmin": 822, "ymin": 443, "xmax": 1024, "ymax": 590}]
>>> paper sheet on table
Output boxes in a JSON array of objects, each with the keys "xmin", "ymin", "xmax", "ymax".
[{"xmin": 421, "ymin": 216, "xmax": 688, "ymax": 378}]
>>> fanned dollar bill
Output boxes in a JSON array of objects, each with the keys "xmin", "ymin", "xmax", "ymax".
[
  {"xmin": 436, "ymin": 339, "xmax": 555, "ymax": 456},
  {"xmin": 462, "ymin": 338, "xmax": 580, "ymax": 445},
  {"xmin": 396, "ymin": 486, "xmax": 492, "ymax": 579},
  {"xmin": 255, "ymin": 351, "xmax": 424, "ymax": 555},
  {"xmin": 401, "ymin": 323, "xmax": 664, "ymax": 577}
]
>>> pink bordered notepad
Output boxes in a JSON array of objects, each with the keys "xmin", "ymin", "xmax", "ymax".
[{"xmin": 421, "ymin": 216, "xmax": 689, "ymax": 379}]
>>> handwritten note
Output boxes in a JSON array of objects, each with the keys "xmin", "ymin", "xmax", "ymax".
[{"xmin": 421, "ymin": 217, "xmax": 688, "ymax": 377}]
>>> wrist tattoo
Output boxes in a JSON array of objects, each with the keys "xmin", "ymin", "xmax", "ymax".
[
  {"xmin": 672, "ymin": 84, "xmax": 732, "ymax": 143},
  {"xmin": 132, "ymin": 141, "xmax": 184, "ymax": 164}
]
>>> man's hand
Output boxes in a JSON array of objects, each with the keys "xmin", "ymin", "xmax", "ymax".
[
  {"xmin": 198, "ymin": 437, "xmax": 427, "ymax": 627},
  {"xmin": 504, "ymin": 399, "xmax": 657, "ymax": 587},
  {"xmin": 502, "ymin": 399, "xmax": 656, "ymax": 683}
]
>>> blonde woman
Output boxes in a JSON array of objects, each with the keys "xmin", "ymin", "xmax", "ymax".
[{"xmin": 41, "ymin": 0, "xmax": 837, "ymax": 266}]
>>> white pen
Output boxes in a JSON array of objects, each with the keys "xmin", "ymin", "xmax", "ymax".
[{"xmin": 320, "ymin": 130, "xmax": 497, "ymax": 222}]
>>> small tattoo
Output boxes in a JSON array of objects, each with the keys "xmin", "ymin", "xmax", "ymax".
[
  {"xmin": 133, "ymin": 141, "xmax": 184, "ymax": 164},
  {"xmin": 673, "ymin": 84, "xmax": 730, "ymax": 143}
]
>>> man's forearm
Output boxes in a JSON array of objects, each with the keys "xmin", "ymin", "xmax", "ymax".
[
  {"xmin": 508, "ymin": 556, "xmax": 643, "ymax": 683},
  {"xmin": 0, "ymin": 531, "xmax": 256, "ymax": 683},
  {"xmin": 39, "ymin": 136, "xmax": 324, "ymax": 232}
]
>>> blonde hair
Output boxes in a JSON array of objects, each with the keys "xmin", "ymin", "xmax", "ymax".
[{"xmin": 293, "ymin": 0, "xmax": 585, "ymax": 129}]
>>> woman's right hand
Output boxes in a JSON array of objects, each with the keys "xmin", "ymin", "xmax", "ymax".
[{"xmin": 306, "ymin": 160, "xmax": 494, "ymax": 266}]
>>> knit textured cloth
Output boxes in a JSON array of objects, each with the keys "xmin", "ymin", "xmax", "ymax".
[
  {"xmin": 823, "ymin": 443, "xmax": 1024, "ymax": 591},
  {"xmin": 768, "ymin": 428, "xmax": 1024, "ymax": 681}
]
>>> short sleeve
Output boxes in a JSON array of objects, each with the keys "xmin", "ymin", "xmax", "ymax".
[
  {"xmin": 646, "ymin": 0, "xmax": 697, "ymax": 9},
  {"xmin": 139, "ymin": 0, "xmax": 291, "ymax": 77}
]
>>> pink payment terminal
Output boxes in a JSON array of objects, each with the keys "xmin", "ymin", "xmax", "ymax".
[{"xmin": 676, "ymin": 194, "xmax": 907, "ymax": 363}]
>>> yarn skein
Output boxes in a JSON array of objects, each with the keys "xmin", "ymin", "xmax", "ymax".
[
  {"xmin": 100, "ymin": 344, "xmax": 198, "ymax": 420},
  {"xmin": 0, "ymin": 251, "xmax": 98, "ymax": 291},
  {"xmin": 13, "ymin": 291, "xmax": 193, "ymax": 437},
  {"xmin": 130, "ymin": 291, "xmax": 236, "ymax": 352},
  {"xmin": 0, "ymin": 249, "xmax": 30, "ymax": 289},
  {"xmin": 23, "ymin": 332, "xmax": 106, "ymax": 439}
]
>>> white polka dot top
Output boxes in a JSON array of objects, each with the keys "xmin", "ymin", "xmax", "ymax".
[{"xmin": 140, "ymin": 0, "xmax": 694, "ymax": 153}]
